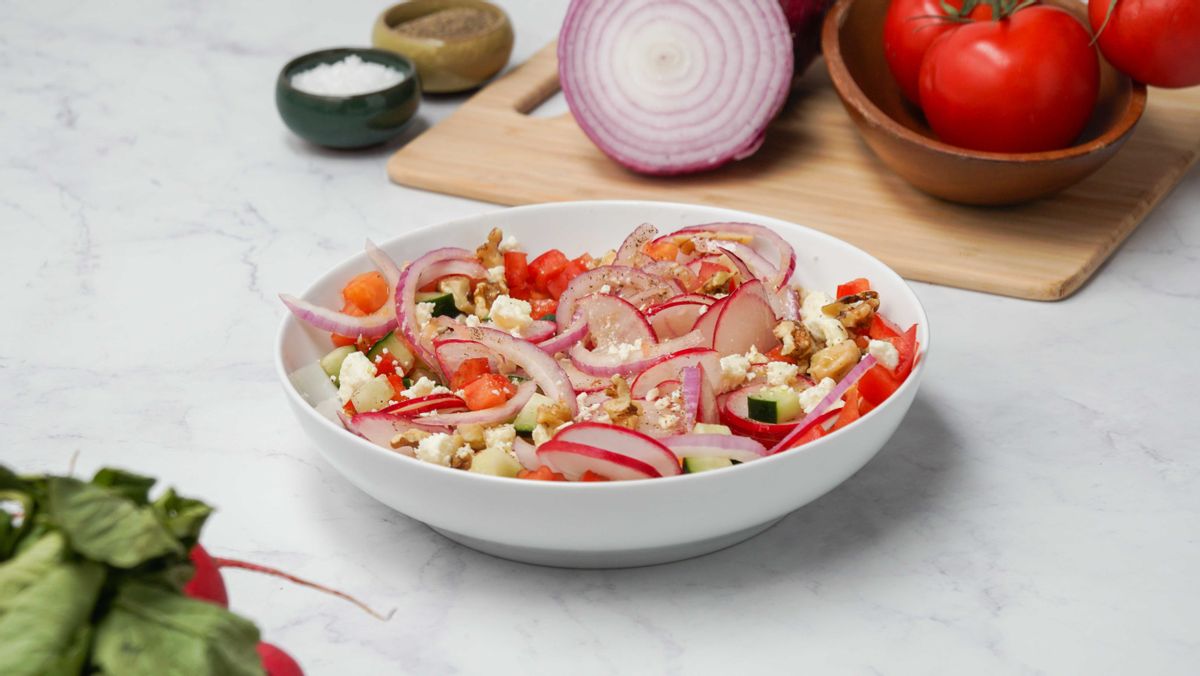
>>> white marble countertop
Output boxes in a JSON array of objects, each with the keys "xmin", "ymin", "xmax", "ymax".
[{"xmin": 4, "ymin": 0, "xmax": 1197, "ymax": 673}]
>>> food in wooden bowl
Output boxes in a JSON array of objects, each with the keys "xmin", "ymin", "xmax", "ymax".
[
  {"xmin": 372, "ymin": 0, "xmax": 513, "ymax": 94},
  {"xmin": 822, "ymin": 0, "xmax": 1146, "ymax": 205}
]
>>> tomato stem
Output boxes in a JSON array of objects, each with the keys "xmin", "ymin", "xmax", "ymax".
[{"xmin": 1090, "ymin": 0, "xmax": 1119, "ymax": 45}]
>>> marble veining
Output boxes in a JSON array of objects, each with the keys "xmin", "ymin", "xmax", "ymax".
[{"xmin": 1, "ymin": 0, "xmax": 1197, "ymax": 673}]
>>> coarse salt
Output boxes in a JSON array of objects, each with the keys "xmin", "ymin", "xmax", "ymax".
[{"xmin": 291, "ymin": 55, "xmax": 406, "ymax": 97}]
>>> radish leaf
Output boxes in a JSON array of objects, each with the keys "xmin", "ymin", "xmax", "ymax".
[{"xmin": 47, "ymin": 477, "xmax": 182, "ymax": 568}]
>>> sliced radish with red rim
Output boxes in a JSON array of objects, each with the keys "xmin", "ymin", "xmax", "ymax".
[
  {"xmin": 712, "ymin": 280, "xmax": 780, "ymax": 355},
  {"xmin": 551, "ymin": 422, "xmax": 682, "ymax": 477},
  {"xmin": 630, "ymin": 348, "xmax": 722, "ymax": 399},
  {"xmin": 538, "ymin": 440, "xmax": 661, "ymax": 481}
]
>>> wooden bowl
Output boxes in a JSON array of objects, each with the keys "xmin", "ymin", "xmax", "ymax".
[
  {"xmin": 822, "ymin": 0, "xmax": 1147, "ymax": 205},
  {"xmin": 372, "ymin": 0, "xmax": 513, "ymax": 94}
]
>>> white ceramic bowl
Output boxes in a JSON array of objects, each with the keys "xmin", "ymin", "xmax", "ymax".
[{"xmin": 276, "ymin": 201, "xmax": 930, "ymax": 568}]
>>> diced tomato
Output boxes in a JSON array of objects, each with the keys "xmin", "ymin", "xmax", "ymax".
[
  {"xmin": 579, "ymin": 470, "xmax": 610, "ymax": 482},
  {"xmin": 342, "ymin": 400, "xmax": 357, "ymax": 416},
  {"xmin": 530, "ymin": 298, "xmax": 557, "ymax": 320},
  {"xmin": 546, "ymin": 260, "xmax": 588, "ymax": 300},
  {"xmin": 644, "ymin": 240, "xmax": 679, "ymax": 262},
  {"xmin": 857, "ymin": 364, "xmax": 902, "ymax": 407},
  {"xmin": 867, "ymin": 313, "xmax": 902, "ymax": 340},
  {"xmin": 572, "ymin": 253, "xmax": 593, "ymax": 268},
  {"xmin": 789, "ymin": 423, "xmax": 827, "ymax": 448},
  {"xmin": 375, "ymin": 352, "xmax": 399, "ymax": 375},
  {"xmin": 517, "ymin": 466, "xmax": 567, "ymax": 481},
  {"xmin": 836, "ymin": 278, "xmax": 871, "ymax": 298},
  {"xmin": 385, "ymin": 373, "xmax": 406, "ymax": 399},
  {"xmin": 697, "ymin": 261, "xmax": 727, "ymax": 285},
  {"xmin": 764, "ymin": 346, "xmax": 795, "ymax": 363},
  {"xmin": 529, "ymin": 250, "xmax": 570, "ymax": 290},
  {"xmin": 504, "ymin": 251, "xmax": 529, "ymax": 296},
  {"xmin": 854, "ymin": 335, "xmax": 870, "ymax": 350},
  {"xmin": 894, "ymin": 325, "xmax": 919, "ymax": 379},
  {"xmin": 342, "ymin": 271, "xmax": 390, "ymax": 314},
  {"xmin": 451, "ymin": 357, "xmax": 492, "ymax": 391},
  {"xmin": 830, "ymin": 387, "xmax": 861, "ymax": 432},
  {"xmin": 331, "ymin": 303, "xmax": 366, "ymax": 347},
  {"xmin": 462, "ymin": 373, "xmax": 516, "ymax": 411}
]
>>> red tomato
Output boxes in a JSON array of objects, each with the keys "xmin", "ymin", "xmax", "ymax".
[
  {"xmin": 867, "ymin": 313, "xmax": 902, "ymax": 340},
  {"xmin": 857, "ymin": 365, "xmax": 902, "ymax": 406},
  {"xmin": 919, "ymin": 6, "xmax": 1099, "ymax": 153},
  {"xmin": 883, "ymin": 0, "xmax": 991, "ymax": 103},
  {"xmin": 1089, "ymin": 0, "xmax": 1200, "ymax": 88},
  {"xmin": 546, "ymin": 260, "xmax": 588, "ymax": 300},
  {"xmin": 530, "ymin": 297, "xmax": 558, "ymax": 319},
  {"xmin": 836, "ymin": 277, "xmax": 871, "ymax": 298},
  {"xmin": 385, "ymin": 373, "xmax": 406, "ymax": 399},
  {"xmin": 579, "ymin": 470, "xmax": 611, "ymax": 482},
  {"xmin": 504, "ymin": 251, "xmax": 529, "ymax": 297},
  {"xmin": 528, "ymin": 250, "xmax": 569, "ymax": 290},
  {"xmin": 450, "ymin": 357, "xmax": 492, "ymax": 391},
  {"xmin": 462, "ymin": 373, "xmax": 516, "ymax": 410}
]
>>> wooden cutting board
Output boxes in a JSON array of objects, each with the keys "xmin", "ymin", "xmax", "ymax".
[{"xmin": 387, "ymin": 42, "xmax": 1200, "ymax": 301}]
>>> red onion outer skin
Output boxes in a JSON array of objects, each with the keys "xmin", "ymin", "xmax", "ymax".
[{"xmin": 780, "ymin": 0, "xmax": 835, "ymax": 77}]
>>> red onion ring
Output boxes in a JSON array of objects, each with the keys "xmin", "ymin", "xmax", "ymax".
[
  {"xmin": 679, "ymin": 366, "xmax": 701, "ymax": 430},
  {"xmin": 433, "ymin": 339, "xmax": 503, "ymax": 377},
  {"xmin": 417, "ymin": 259, "xmax": 487, "ymax": 287},
  {"xmin": 537, "ymin": 315, "xmax": 588, "ymax": 355},
  {"xmin": 513, "ymin": 436, "xmax": 540, "ymax": 471},
  {"xmin": 279, "ymin": 294, "xmax": 396, "ymax": 340},
  {"xmin": 568, "ymin": 330, "xmax": 706, "ymax": 377},
  {"xmin": 410, "ymin": 380, "xmax": 537, "ymax": 426},
  {"xmin": 615, "ymin": 222, "xmax": 659, "ymax": 266},
  {"xmin": 769, "ymin": 354, "xmax": 877, "ymax": 454},
  {"xmin": 558, "ymin": 0, "xmax": 793, "ymax": 175},
  {"xmin": 364, "ymin": 239, "xmax": 402, "ymax": 287},
  {"xmin": 396, "ymin": 247, "xmax": 476, "ymax": 375}
]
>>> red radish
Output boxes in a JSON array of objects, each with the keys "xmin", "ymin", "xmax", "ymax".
[
  {"xmin": 183, "ymin": 544, "xmax": 228, "ymax": 607},
  {"xmin": 568, "ymin": 331, "xmax": 706, "ymax": 378},
  {"xmin": 258, "ymin": 642, "xmax": 304, "ymax": 676},
  {"xmin": 661, "ymin": 434, "xmax": 768, "ymax": 463},
  {"xmin": 513, "ymin": 319, "xmax": 557, "ymax": 343},
  {"xmin": 576, "ymin": 294, "xmax": 658, "ymax": 348},
  {"xmin": 769, "ymin": 354, "xmax": 877, "ymax": 454},
  {"xmin": 630, "ymin": 348, "xmax": 722, "ymax": 398},
  {"xmin": 646, "ymin": 300, "xmax": 710, "ymax": 340},
  {"xmin": 614, "ymin": 222, "xmax": 659, "ymax": 266},
  {"xmin": 379, "ymin": 394, "xmax": 467, "ymax": 416},
  {"xmin": 345, "ymin": 412, "xmax": 448, "ymax": 451},
  {"xmin": 552, "ymin": 422, "xmax": 682, "ymax": 477},
  {"xmin": 690, "ymin": 296, "xmax": 727, "ymax": 347},
  {"xmin": 558, "ymin": 0, "xmax": 793, "ymax": 175},
  {"xmin": 537, "ymin": 440, "xmax": 661, "ymax": 481},
  {"xmin": 213, "ymin": 558, "xmax": 392, "ymax": 620},
  {"xmin": 512, "ymin": 436, "xmax": 540, "ymax": 470},
  {"xmin": 718, "ymin": 385, "xmax": 832, "ymax": 444},
  {"xmin": 555, "ymin": 266, "xmax": 678, "ymax": 333},
  {"xmin": 712, "ymin": 280, "xmax": 780, "ymax": 355}
]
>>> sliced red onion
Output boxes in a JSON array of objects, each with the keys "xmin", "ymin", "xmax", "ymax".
[
  {"xmin": 512, "ymin": 436, "xmax": 540, "ymax": 471},
  {"xmin": 615, "ymin": 222, "xmax": 658, "ymax": 266},
  {"xmin": 517, "ymin": 319, "xmax": 557, "ymax": 343},
  {"xmin": 410, "ymin": 380, "xmax": 536, "ymax": 426},
  {"xmin": 717, "ymin": 242, "xmax": 778, "ymax": 285},
  {"xmin": 679, "ymin": 366, "xmax": 701, "ymax": 430},
  {"xmin": 450, "ymin": 325, "xmax": 578, "ymax": 416},
  {"xmin": 538, "ymin": 440, "xmax": 661, "ymax": 481},
  {"xmin": 344, "ymin": 412, "xmax": 448, "ymax": 452},
  {"xmin": 558, "ymin": 0, "xmax": 793, "ymax": 175},
  {"xmin": 537, "ymin": 314, "xmax": 588, "ymax": 355},
  {"xmin": 396, "ymin": 247, "xmax": 476, "ymax": 375},
  {"xmin": 380, "ymin": 393, "xmax": 467, "ymax": 416},
  {"xmin": 714, "ymin": 247, "xmax": 755, "ymax": 284},
  {"xmin": 673, "ymin": 223, "xmax": 796, "ymax": 290},
  {"xmin": 625, "ymin": 282, "xmax": 686, "ymax": 308},
  {"xmin": 417, "ymin": 259, "xmax": 487, "ymax": 288},
  {"xmin": 556, "ymin": 267, "xmax": 686, "ymax": 332},
  {"xmin": 279, "ymin": 294, "xmax": 396, "ymax": 340},
  {"xmin": 433, "ymin": 338, "xmax": 503, "ymax": 377},
  {"xmin": 568, "ymin": 330, "xmax": 706, "ymax": 377},
  {"xmin": 661, "ymin": 434, "xmax": 767, "ymax": 463},
  {"xmin": 577, "ymin": 293, "xmax": 658, "ymax": 348},
  {"xmin": 643, "ymin": 261, "xmax": 698, "ymax": 292},
  {"xmin": 365, "ymin": 239, "xmax": 402, "ymax": 287},
  {"xmin": 559, "ymin": 358, "xmax": 611, "ymax": 393},
  {"xmin": 769, "ymin": 354, "xmax": 877, "ymax": 454},
  {"xmin": 552, "ymin": 422, "xmax": 682, "ymax": 477},
  {"xmin": 664, "ymin": 293, "xmax": 716, "ymax": 306}
]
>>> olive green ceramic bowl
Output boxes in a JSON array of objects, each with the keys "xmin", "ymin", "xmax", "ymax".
[
  {"xmin": 276, "ymin": 48, "xmax": 421, "ymax": 149},
  {"xmin": 372, "ymin": 0, "xmax": 513, "ymax": 93}
]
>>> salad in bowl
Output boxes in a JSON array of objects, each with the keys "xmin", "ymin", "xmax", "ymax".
[{"xmin": 280, "ymin": 221, "xmax": 919, "ymax": 483}]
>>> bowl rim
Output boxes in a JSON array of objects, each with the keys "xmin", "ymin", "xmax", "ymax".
[
  {"xmin": 277, "ymin": 47, "xmax": 419, "ymax": 103},
  {"xmin": 274, "ymin": 200, "xmax": 931, "ymax": 490},
  {"xmin": 821, "ymin": 0, "xmax": 1148, "ymax": 164},
  {"xmin": 373, "ymin": 0, "xmax": 512, "ymax": 43}
]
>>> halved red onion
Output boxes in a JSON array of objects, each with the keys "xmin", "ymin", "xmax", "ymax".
[
  {"xmin": 512, "ymin": 436, "xmax": 540, "ymax": 471},
  {"xmin": 450, "ymin": 325, "xmax": 578, "ymax": 416},
  {"xmin": 630, "ymin": 348, "xmax": 722, "ymax": 398},
  {"xmin": 344, "ymin": 412, "xmax": 448, "ymax": 452},
  {"xmin": 556, "ymin": 267, "xmax": 687, "ymax": 332},
  {"xmin": 577, "ymin": 294, "xmax": 658, "ymax": 348},
  {"xmin": 417, "ymin": 259, "xmax": 487, "ymax": 287},
  {"xmin": 673, "ymin": 223, "xmax": 796, "ymax": 290},
  {"xmin": 396, "ymin": 247, "xmax": 476, "ymax": 375},
  {"xmin": 412, "ymin": 380, "xmax": 537, "ymax": 426},
  {"xmin": 537, "ymin": 314, "xmax": 588, "ymax": 355},
  {"xmin": 433, "ymin": 338, "xmax": 503, "ymax": 377},
  {"xmin": 712, "ymin": 280, "xmax": 780, "ymax": 355},
  {"xmin": 558, "ymin": 0, "xmax": 793, "ymax": 175},
  {"xmin": 538, "ymin": 440, "xmax": 661, "ymax": 481},
  {"xmin": 661, "ymin": 434, "xmax": 767, "ymax": 464},
  {"xmin": 280, "ymin": 294, "xmax": 396, "ymax": 340},
  {"xmin": 679, "ymin": 366, "xmax": 701, "ymax": 430},
  {"xmin": 380, "ymin": 393, "xmax": 467, "ymax": 416},
  {"xmin": 769, "ymin": 354, "xmax": 877, "ymax": 454},
  {"xmin": 615, "ymin": 222, "xmax": 658, "ymax": 266},
  {"xmin": 569, "ymin": 330, "xmax": 706, "ymax": 377},
  {"xmin": 552, "ymin": 422, "xmax": 682, "ymax": 477}
]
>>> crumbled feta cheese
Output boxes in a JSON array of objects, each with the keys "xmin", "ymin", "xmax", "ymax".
[
  {"xmin": 599, "ymin": 284, "xmax": 612, "ymax": 294},
  {"xmin": 498, "ymin": 234, "xmax": 520, "ymax": 252},
  {"xmin": 486, "ymin": 266, "xmax": 506, "ymax": 285},
  {"xmin": 464, "ymin": 314, "xmax": 482, "ymax": 327},
  {"xmin": 766, "ymin": 361, "xmax": 800, "ymax": 387},
  {"xmin": 868, "ymin": 339, "xmax": 900, "ymax": 371},
  {"xmin": 401, "ymin": 376, "xmax": 451, "ymax": 399},
  {"xmin": 337, "ymin": 352, "xmax": 378, "ymax": 403},
  {"xmin": 644, "ymin": 387, "xmax": 660, "ymax": 402},
  {"xmin": 720, "ymin": 353, "xmax": 751, "ymax": 386},
  {"xmin": 746, "ymin": 345, "xmax": 769, "ymax": 365},
  {"xmin": 801, "ymin": 291, "xmax": 847, "ymax": 345},
  {"xmin": 415, "ymin": 302, "xmax": 435, "ymax": 329},
  {"xmin": 489, "ymin": 295, "xmax": 533, "ymax": 331},
  {"xmin": 532, "ymin": 424, "xmax": 553, "ymax": 446},
  {"xmin": 697, "ymin": 305, "xmax": 708, "ymax": 316},
  {"xmin": 605, "ymin": 339, "xmax": 644, "ymax": 361},
  {"xmin": 484, "ymin": 424, "xmax": 517, "ymax": 455},
  {"xmin": 798, "ymin": 377, "xmax": 843, "ymax": 414},
  {"xmin": 415, "ymin": 433, "xmax": 461, "ymax": 466}
]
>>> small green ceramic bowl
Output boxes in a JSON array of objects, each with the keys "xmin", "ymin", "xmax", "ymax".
[{"xmin": 276, "ymin": 48, "xmax": 421, "ymax": 149}]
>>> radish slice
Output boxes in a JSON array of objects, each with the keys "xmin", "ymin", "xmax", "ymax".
[
  {"xmin": 417, "ymin": 259, "xmax": 487, "ymax": 287},
  {"xmin": 714, "ymin": 247, "xmax": 755, "ymax": 283},
  {"xmin": 769, "ymin": 354, "xmax": 877, "ymax": 454},
  {"xmin": 559, "ymin": 358, "xmax": 610, "ymax": 393},
  {"xmin": 698, "ymin": 364, "xmax": 719, "ymax": 423},
  {"xmin": 690, "ymin": 296, "xmax": 727, "ymax": 346},
  {"xmin": 345, "ymin": 412, "xmax": 448, "ymax": 452},
  {"xmin": 556, "ymin": 266, "xmax": 684, "ymax": 332},
  {"xmin": 663, "ymin": 293, "xmax": 716, "ymax": 306},
  {"xmin": 380, "ymin": 394, "xmax": 467, "ymax": 416},
  {"xmin": 643, "ymin": 261, "xmax": 698, "ymax": 291},
  {"xmin": 773, "ymin": 286, "xmax": 800, "ymax": 321},
  {"xmin": 713, "ymin": 280, "xmax": 780, "ymax": 355},
  {"xmin": 551, "ymin": 422, "xmax": 682, "ymax": 477},
  {"xmin": 413, "ymin": 380, "xmax": 537, "ymax": 426},
  {"xmin": 673, "ymin": 223, "xmax": 796, "ymax": 291},
  {"xmin": 558, "ymin": 0, "xmax": 793, "ymax": 175},
  {"xmin": 716, "ymin": 242, "xmax": 778, "ymax": 286},
  {"xmin": 661, "ymin": 434, "xmax": 768, "ymax": 464},
  {"xmin": 396, "ymin": 247, "xmax": 476, "ymax": 375},
  {"xmin": 450, "ymin": 326, "xmax": 578, "ymax": 416},
  {"xmin": 434, "ymin": 339, "xmax": 503, "ymax": 377},
  {"xmin": 538, "ymin": 440, "xmax": 661, "ymax": 481},
  {"xmin": 646, "ymin": 300, "xmax": 709, "ymax": 340},
  {"xmin": 517, "ymin": 319, "xmax": 557, "ymax": 343},
  {"xmin": 513, "ymin": 437, "xmax": 540, "ymax": 471},
  {"xmin": 568, "ymin": 331, "xmax": 706, "ymax": 377},
  {"xmin": 279, "ymin": 294, "xmax": 396, "ymax": 340},
  {"xmin": 630, "ymin": 348, "xmax": 722, "ymax": 398},
  {"xmin": 717, "ymin": 384, "xmax": 826, "ymax": 444},
  {"xmin": 615, "ymin": 222, "xmax": 658, "ymax": 266},
  {"xmin": 679, "ymin": 366, "xmax": 701, "ymax": 430},
  {"xmin": 577, "ymin": 294, "xmax": 658, "ymax": 348},
  {"xmin": 537, "ymin": 315, "xmax": 588, "ymax": 355}
]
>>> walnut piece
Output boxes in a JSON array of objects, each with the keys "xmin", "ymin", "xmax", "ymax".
[
  {"xmin": 823, "ymin": 291, "xmax": 880, "ymax": 332},
  {"xmin": 472, "ymin": 281, "xmax": 504, "ymax": 318},
  {"xmin": 602, "ymin": 375, "xmax": 641, "ymax": 429},
  {"xmin": 536, "ymin": 401, "xmax": 572, "ymax": 428},
  {"xmin": 476, "ymin": 227, "xmax": 504, "ymax": 268},
  {"xmin": 772, "ymin": 319, "xmax": 815, "ymax": 366},
  {"xmin": 390, "ymin": 428, "xmax": 430, "ymax": 449},
  {"xmin": 457, "ymin": 423, "xmax": 487, "ymax": 450},
  {"xmin": 808, "ymin": 339, "xmax": 862, "ymax": 382}
]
